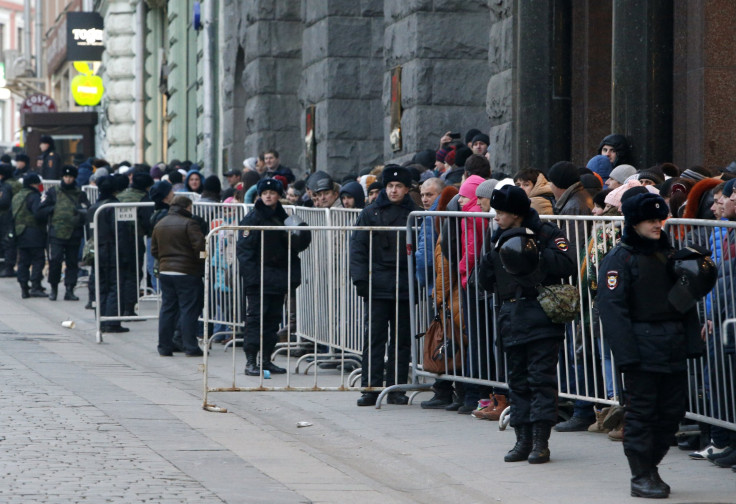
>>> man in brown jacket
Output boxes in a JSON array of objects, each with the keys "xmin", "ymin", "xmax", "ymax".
[{"xmin": 151, "ymin": 195, "xmax": 206, "ymax": 357}]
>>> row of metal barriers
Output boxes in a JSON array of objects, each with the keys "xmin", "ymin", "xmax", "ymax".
[{"xmin": 87, "ymin": 198, "xmax": 736, "ymax": 430}]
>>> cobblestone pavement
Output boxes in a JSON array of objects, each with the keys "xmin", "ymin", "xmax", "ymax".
[
  {"xmin": 0, "ymin": 341, "xmax": 222, "ymax": 504},
  {"xmin": 1, "ymin": 276, "xmax": 735, "ymax": 503}
]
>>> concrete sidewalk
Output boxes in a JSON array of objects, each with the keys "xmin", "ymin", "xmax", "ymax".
[{"xmin": 0, "ymin": 277, "xmax": 734, "ymax": 504}]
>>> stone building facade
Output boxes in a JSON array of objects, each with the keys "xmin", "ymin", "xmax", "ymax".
[{"xmin": 95, "ymin": 0, "xmax": 736, "ymax": 178}]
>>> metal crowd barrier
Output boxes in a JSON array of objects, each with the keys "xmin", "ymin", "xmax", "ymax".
[
  {"xmin": 92, "ymin": 201, "xmax": 158, "ymax": 343},
  {"xmin": 83, "ymin": 184, "xmax": 98, "ymax": 204},
  {"xmin": 201, "ymin": 221, "xmax": 408, "ymax": 411}
]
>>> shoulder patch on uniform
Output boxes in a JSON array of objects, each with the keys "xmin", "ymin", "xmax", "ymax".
[
  {"xmin": 554, "ymin": 237, "xmax": 568, "ymax": 251},
  {"xmin": 606, "ymin": 270, "xmax": 619, "ymax": 290}
]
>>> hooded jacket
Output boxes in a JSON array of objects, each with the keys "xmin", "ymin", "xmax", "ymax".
[{"xmin": 528, "ymin": 174, "xmax": 555, "ymax": 215}]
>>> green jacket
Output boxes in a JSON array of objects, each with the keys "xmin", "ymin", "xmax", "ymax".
[
  {"xmin": 12, "ymin": 187, "xmax": 41, "ymax": 237},
  {"xmin": 46, "ymin": 186, "xmax": 88, "ymax": 241}
]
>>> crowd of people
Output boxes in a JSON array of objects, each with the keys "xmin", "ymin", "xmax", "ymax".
[{"xmin": 1, "ymin": 129, "xmax": 735, "ymax": 498}]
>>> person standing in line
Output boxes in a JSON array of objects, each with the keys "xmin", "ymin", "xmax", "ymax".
[
  {"xmin": 237, "ymin": 178, "xmax": 311, "ymax": 375},
  {"xmin": 350, "ymin": 166, "xmax": 420, "ymax": 406},
  {"xmin": 151, "ymin": 195, "xmax": 207, "ymax": 357}
]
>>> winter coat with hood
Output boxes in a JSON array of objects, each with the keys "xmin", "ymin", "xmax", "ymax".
[
  {"xmin": 528, "ymin": 173, "xmax": 556, "ymax": 215},
  {"xmin": 458, "ymin": 175, "xmax": 489, "ymax": 289},
  {"xmin": 350, "ymin": 189, "xmax": 419, "ymax": 300},
  {"xmin": 183, "ymin": 169, "xmax": 203, "ymax": 194}
]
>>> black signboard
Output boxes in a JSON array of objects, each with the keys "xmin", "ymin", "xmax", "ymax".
[{"xmin": 66, "ymin": 12, "xmax": 104, "ymax": 62}]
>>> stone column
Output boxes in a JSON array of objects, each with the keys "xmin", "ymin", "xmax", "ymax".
[
  {"xmin": 487, "ymin": 0, "xmax": 513, "ymax": 174},
  {"xmin": 611, "ymin": 0, "xmax": 673, "ymax": 168},
  {"xmin": 570, "ymin": 0, "xmax": 612, "ymax": 166},
  {"xmin": 513, "ymin": 0, "xmax": 573, "ymax": 174},
  {"xmin": 241, "ymin": 1, "xmax": 303, "ymax": 172},
  {"xmin": 300, "ymin": 0, "xmax": 383, "ymax": 179},
  {"xmin": 383, "ymin": 1, "xmax": 489, "ymax": 163},
  {"xmin": 98, "ymin": 0, "xmax": 137, "ymax": 162},
  {"xmin": 672, "ymin": 0, "xmax": 736, "ymax": 169}
]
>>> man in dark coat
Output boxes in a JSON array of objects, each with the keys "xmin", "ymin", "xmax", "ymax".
[
  {"xmin": 350, "ymin": 165, "xmax": 420, "ymax": 406},
  {"xmin": 478, "ymin": 185, "xmax": 575, "ymax": 464},
  {"xmin": 116, "ymin": 172, "xmax": 154, "ymax": 316},
  {"xmin": 37, "ymin": 135, "xmax": 61, "ymax": 180},
  {"xmin": 87, "ymin": 176, "xmax": 128, "ymax": 333},
  {"xmin": 12, "ymin": 174, "xmax": 48, "ymax": 298},
  {"xmin": 237, "ymin": 178, "xmax": 311, "ymax": 375},
  {"xmin": 39, "ymin": 165, "xmax": 90, "ymax": 301},
  {"xmin": 151, "ymin": 195, "xmax": 206, "ymax": 357},
  {"xmin": 597, "ymin": 193, "xmax": 705, "ymax": 498},
  {"xmin": 0, "ymin": 163, "xmax": 21, "ymax": 276}
]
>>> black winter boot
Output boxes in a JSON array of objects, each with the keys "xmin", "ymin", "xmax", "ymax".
[
  {"xmin": 262, "ymin": 361, "xmax": 287, "ymax": 374},
  {"xmin": 504, "ymin": 424, "xmax": 533, "ymax": 462},
  {"xmin": 64, "ymin": 286, "xmax": 79, "ymax": 301},
  {"xmin": 244, "ymin": 352, "xmax": 260, "ymax": 376},
  {"xmin": 48, "ymin": 285, "xmax": 58, "ymax": 301},
  {"xmin": 528, "ymin": 423, "xmax": 552, "ymax": 464},
  {"xmin": 29, "ymin": 283, "xmax": 46, "ymax": 297},
  {"xmin": 20, "ymin": 283, "xmax": 29, "ymax": 299},
  {"xmin": 627, "ymin": 454, "xmax": 668, "ymax": 498}
]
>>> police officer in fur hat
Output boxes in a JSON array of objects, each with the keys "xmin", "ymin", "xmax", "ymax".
[
  {"xmin": 237, "ymin": 178, "xmax": 311, "ymax": 376},
  {"xmin": 350, "ymin": 165, "xmax": 420, "ymax": 406},
  {"xmin": 39, "ymin": 165, "xmax": 90, "ymax": 300},
  {"xmin": 37, "ymin": 135, "xmax": 61, "ymax": 180},
  {"xmin": 597, "ymin": 193, "xmax": 707, "ymax": 498},
  {"xmin": 478, "ymin": 185, "xmax": 576, "ymax": 464}
]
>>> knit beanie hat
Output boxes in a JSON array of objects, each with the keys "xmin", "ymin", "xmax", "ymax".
[
  {"xmin": 475, "ymin": 179, "xmax": 499, "ymax": 199},
  {"xmin": 132, "ymin": 172, "xmax": 154, "ymax": 191},
  {"xmin": 608, "ymin": 164, "xmax": 637, "ymax": 185},
  {"xmin": 149, "ymin": 180, "xmax": 173, "ymax": 202},
  {"xmin": 203, "ymin": 175, "xmax": 222, "ymax": 194},
  {"xmin": 547, "ymin": 161, "xmax": 580, "ymax": 189},
  {"xmin": 586, "ymin": 155, "xmax": 613, "ymax": 180},
  {"xmin": 638, "ymin": 170, "xmax": 664, "ymax": 186}
]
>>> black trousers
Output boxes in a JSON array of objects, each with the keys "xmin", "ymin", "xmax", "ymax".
[
  {"xmin": 505, "ymin": 337, "xmax": 560, "ymax": 426},
  {"xmin": 16, "ymin": 247, "xmax": 44, "ymax": 286},
  {"xmin": 120, "ymin": 257, "xmax": 142, "ymax": 313},
  {"xmin": 243, "ymin": 293, "xmax": 284, "ymax": 358},
  {"xmin": 361, "ymin": 298, "xmax": 411, "ymax": 388},
  {"xmin": 623, "ymin": 369, "xmax": 688, "ymax": 475},
  {"xmin": 158, "ymin": 274, "xmax": 203, "ymax": 354},
  {"xmin": 48, "ymin": 239, "xmax": 81, "ymax": 288},
  {"xmin": 98, "ymin": 263, "xmax": 121, "ymax": 328},
  {"xmin": 0, "ymin": 215, "xmax": 16, "ymax": 268}
]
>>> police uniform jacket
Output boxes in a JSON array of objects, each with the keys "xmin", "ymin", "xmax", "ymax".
[
  {"xmin": 596, "ymin": 227, "xmax": 703, "ymax": 373},
  {"xmin": 39, "ymin": 151, "xmax": 61, "ymax": 181},
  {"xmin": 236, "ymin": 199, "xmax": 311, "ymax": 296},
  {"xmin": 11, "ymin": 187, "xmax": 46, "ymax": 248},
  {"xmin": 39, "ymin": 182, "xmax": 90, "ymax": 242},
  {"xmin": 350, "ymin": 190, "xmax": 419, "ymax": 300},
  {"xmin": 478, "ymin": 208, "xmax": 576, "ymax": 348}
]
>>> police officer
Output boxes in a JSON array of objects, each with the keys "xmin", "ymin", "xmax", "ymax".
[
  {"xmin": 350, "ymin": 165, "xmax": 420, "ymax": 406},
  {"xmin": 12, "ymin": 174, "xmax": 47, "ymax": 298},
  {"xmin": 117, "ymin": 172, "xmax": 154, "ymax": 316},
  {"xmin": 37, "ymin": 135, "xmax": 61, "ymax": 181},
  {"xmin": 597, "ymin": 193, "xmax": 706, "ymax": 499},
  {"xmin": 87, "ymin": 175, "xmax": 129, "ymax": 333},
  {"xmin": 40, "ymin": 165, "xmax": 90, "ymax": 301},
  {"xmin": 13, "ymin": 153, "xmax": 31, "ymax": 178},
  {"xmin": 478, "ymin": 185, "xmax": 575, "ymax": 464},
  {"xmin": 236, "ymin": 178, "xmax": 311, "ymax": 375},
  {"xmin": 0, "ymin": 163, "xmax": 21, "ymax": 276}
]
